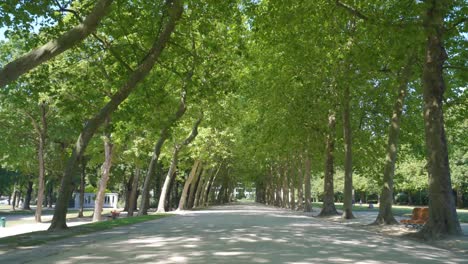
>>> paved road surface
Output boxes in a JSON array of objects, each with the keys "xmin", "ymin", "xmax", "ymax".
[{"xmin": 0, "ymin": 203, "xmax": 465, "ymax": 264}]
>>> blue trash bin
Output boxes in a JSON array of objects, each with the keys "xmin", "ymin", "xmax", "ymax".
[{"xmin": 0, "ymin": 217, "xmax": 5, "ymax": 228}]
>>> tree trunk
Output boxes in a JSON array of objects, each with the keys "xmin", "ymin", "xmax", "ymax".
[
  {"xmin": 275, "ymin": 178, "xmax": 282, "ymax": 207},
  {"xmin": 177, "ymin": 160, "xmax": 201, "ymax": 210},
  {"xmin": 22, "ymin": 180, "xmax": 33, "ymax": 210},
  {"xmin": 193, "ymin": 167, "xmax": 207, "ymax": 208},
  {"xmin": 127, "ymin": 167, "xmax": 140, "ymax": 217},
  {"xmin": 418, "ymin": 0, "xmax": 462, "ymax": 238},
  {"xmin": 203, "ymin": 164, "xmax": 221, "ymax": 207},
  {"xmin": 374, "ymin": 60, "xmax": 412, "ymax": 225},
  {"xmin": 16, "ymin": 191, "xmax": 21, "ymax": 208},
  {"xmin": 163, "ymin": 165, "xmax": 178, "ymax": 212},
  {"xmin": 47, "ymin": 182, "xmax": 54, "ymax": 208},
  {"xmin": 157, "ymin": 115, "xmax": 202, "ymax": 212},
  {"xmin": 304, "ymin": 153, "xmax": 312, "ymax": 212},
  {"xmin": 192, "ymin": 168, "xmax": 206, "ymax": 208},
  {"xmin": 93, "ymin": 121, "xmax": 113, "ymax": 221},
  {"xmin": 77, "ymin": 161, "xmax": 86, "ymax": 218},
  {"xmin": 139, "ymin": 89, "xmax": 188, "ymax": 215},
  {"xmin": 48, "ymin": 1, "xmax": 184, "ymax": 231},
  {"xmin": 33, "ymin": 102, "xmax": 47, "ymax": 222},
  {"xmin": 282, "ymin": 164, "xmax": 290, "ymax": 208},
  {"xmin": 319, "ymin": 111, "xmax": 339, "ymax": 217},
  {"xmin": 290, "ymin": 168, "xmax": 296, "ymax": 210},
  {"xmin": 187, "ymin": 167, "xmax": 203, "ymax": 208},
  {"xmin": 296, "ymin": 159, "xmax": 304, "ymax": 211},
  {"xmin": 456, "ymin": 189, "xmax": 463, "ymax": 209},
  {"xmin": 342, "ymin": 85, "xmax": 355, "ymax": 219},
  {"xmin": 124, "ymin": 173, "xmax": 133, "ymax": 212},
  {"xmin": 12, "ymin": 185, "xmax": 17, "ymax": 211}
]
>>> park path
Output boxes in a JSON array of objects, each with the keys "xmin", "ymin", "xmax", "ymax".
[{"xmin": 0, "ymin": 203, "xmax": 466, "ymax": 264}]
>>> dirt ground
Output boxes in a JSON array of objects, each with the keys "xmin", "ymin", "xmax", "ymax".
[{"xmin": 0, "ymin": 203, "xmax": 466, "ymax": 264}]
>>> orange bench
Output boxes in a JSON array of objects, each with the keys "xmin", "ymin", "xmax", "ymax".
[{"xmin": 400, "ymin": 207, "xmax": 429, "ymax": 225}]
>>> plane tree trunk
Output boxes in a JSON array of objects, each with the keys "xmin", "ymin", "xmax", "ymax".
[
  {"xmin": 177, "ymin": 160, "xmax": 201, "ymax": 210},
  {"xmin": 374, "ymin": 59, "xmax": 413, "ymax": 225},
  {"xmin": 304, "ymin": 153, "xmax": 312, "ymax": 212},
  {"xmin": 93, "ymin": 119, "xmax": 113, "ymax": 221},
  {"xmin": 342, "ymin": 85, "xmax": 355, "ymax": 219},
  {"xmin": 319, "ymin": 111, "xmax": 339, "ymax": 217},
  {"xmin": 157, "ymin": 115, "xmax": 203, "ymax": 213},
  {"xmin": 418, "ymin": 0, "xmax": 462, "ymax": 238},
  {"xmin": 128, "ymin": 167, "xmax": 141, "ymax": 217},
  {"xmin": 139, "ymin": 86, "xmax": 190, "ymax": 215}
]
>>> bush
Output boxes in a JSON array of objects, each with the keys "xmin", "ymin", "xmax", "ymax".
[{"xmin": 395, "ymin": 192, "xmax": 408, "ymax": 205}]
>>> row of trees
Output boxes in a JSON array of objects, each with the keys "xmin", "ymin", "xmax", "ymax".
[{"xmin": 0, "ymin": 0, "xmax": 466, "ymax": 240}]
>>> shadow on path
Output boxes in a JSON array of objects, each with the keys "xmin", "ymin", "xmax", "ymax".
[{"xmin": 0, "ymin": 203, "xmax": 465, "ymax": 264}]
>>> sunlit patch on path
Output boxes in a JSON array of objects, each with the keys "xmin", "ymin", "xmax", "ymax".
[{"xmin": 0, "ymin": 203, "xmax": 465, "ymax": 264}]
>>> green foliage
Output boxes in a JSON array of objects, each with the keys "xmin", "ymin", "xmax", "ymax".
[{"xmin": 0, "ymin": 0, "xmax": 466, "ymax": 210}]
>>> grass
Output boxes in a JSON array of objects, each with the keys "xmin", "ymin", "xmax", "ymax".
[
  {"xmin": 312, "ymin": 202, "xmax": 468, "ymax": 223},
  {"xmin": 0, "ymin": 213, "xmax": 171, "ymax": 250},
  {"xmin": 0, "ymin": 206, "xmax": 114, "ymax": 227}
]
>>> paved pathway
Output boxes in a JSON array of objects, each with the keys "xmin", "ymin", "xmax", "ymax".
[{"xmin": 0, "ymin": 203, "xmax": 466, "ymax": 264}]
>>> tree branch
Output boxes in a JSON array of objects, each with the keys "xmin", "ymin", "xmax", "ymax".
[
  {"xmin": 334, "ymin": 0, "xmax": 369, "ymax": 21},
  {"xmin": 0, "ymin": 0, "xmax": 114, "ymax": 88},
  {"xmin": 180, "ymin": 113, "xmax": 204, "ymax": 148}
]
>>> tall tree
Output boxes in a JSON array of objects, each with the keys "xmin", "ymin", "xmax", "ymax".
[
  {"xmin": 157, "ymin": 115, "xmax": 203, "ymax": 213},
  {"xmin": 418, "ymin": 0, "xmax": 462, "ymax": 238},
  {"xmin": 374, "ymin": 58, "xmax": 414, "ymax": 225},
  {"xmin": 48, "ymin": 0, "xmax": 184, "ymax": 230},
  {"xmin": 342, "ymin": 84, "xmax": 355, "ymax": 219},
  {"xmin": 138, "ymin": 87, "xmax": 188, "ymax": 215},
  {"xmin": 92, "ymin": 118, "xmax": 113, "ymax": 221},
  {"xmin": 319, "ymin": 110, "xmax": 339, "ymax": 217}
]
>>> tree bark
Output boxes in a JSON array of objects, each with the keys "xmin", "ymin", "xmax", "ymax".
[
  {"xmin": 12, "ymin": 185, "xmax": 17, "ymax": 211},
  {"xmin": 290, "ymin": 165, "xmax": 296, "ymax": 210},
  {"xmin": 25, "ymin": 103, "xmax": 48, "ymax": 222},
  {"xmin": 48, "ymin": 1, "xmax": 184, "ymax": 230},
  {"xmin": 203, "ymin": 163, "xmax": 221, "ymax": 207},
  {"xmin": 77, "ymin": 160, "xmax": 86, "ymax": 218},
  {"xmin": 139, "ymin": 88, "xmax": 189, "ymax": 215},
  {"xmin": 197, "ymin": 170, "xmax": 212, "ymax": 207},
  {"xmin": 187, "ymin": 167, "xmax": 205, "ymax": 209},
  {"xmin": 342, "ymin": 85, "xmax": 355, "ymax": 219},
  {"xmin": 0, "ymin": 0, "xmax": 114, "ymax": 87},
  {"xmin": 177, "ymin": 160, "xmax": 201, "ymax": 210},
  {"xmin": 296, "ymin": 159, "xmax": 304, "ymax": 211},
  {"xmin": 304, "ymin": 153, "xmax": 312, "ymax": 212},
  {"xmin": 123, "ymin": 172, "xmax": 133, "ymax": 212},
  {"xmin": 319, "ymin": 111, "xmax": 339, "ymax": 217},
  {"xmin": 22, "ymin": 180, "xmax": 33, "ymax": 210},
  {"xmin": 418, "ymin": 0, "xmax": 462, "ymax": 238},
  {"xmin": 159, "ymin": 152, "xmax": 179, "ymax": 213},
  {"xmin": 93, "ymin": 119, "xmax": 113, "ymax": 221},
  {"xmin": 282, "ymin": 164, "xmax": 290, "ymax": 208},
  {"xmin": 374, "ymin": 59, "xmax": 413, "ymax": 225},
  {"xmin": 47, "ymin": 181, "xmax": 54, "ymax": 208},
  {"xmin": 456, "ymin": 189, "xmax": 463, "ymax": 209},
  {"xmin": 127, "ymin": 167, "xmax": 141, "ymax": 217},
  {"xmin": 157, "ymin": 115, "xmax": 202, "ymax": 212}
]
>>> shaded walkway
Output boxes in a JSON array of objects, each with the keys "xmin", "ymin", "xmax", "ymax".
[{"xmin": 0, "ymin": 203, "xmax": 465, "ymax": 263}]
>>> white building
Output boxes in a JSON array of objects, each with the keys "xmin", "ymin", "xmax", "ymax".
[{"xmin": 72, "ymin": 193, "xmax": 118, "ymax": 209}]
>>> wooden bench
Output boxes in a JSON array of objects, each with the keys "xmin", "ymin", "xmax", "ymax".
[{"xmin": 400, "ymin": 207, "xmax": 429, "ymax": 226}]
